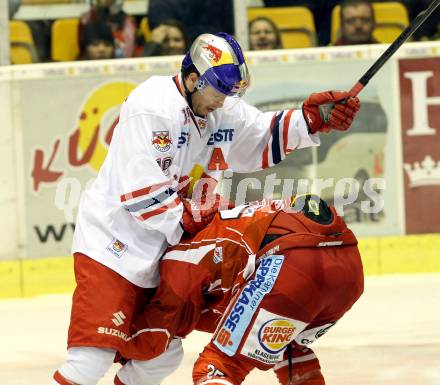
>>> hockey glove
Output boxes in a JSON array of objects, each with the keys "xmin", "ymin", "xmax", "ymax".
[
  {"xmin": 302, "ymin": 91, "xmax": 360, "ymax": 134},
  {"xmin": 181, "ymin": 194, "xmax": 234, "ymax": 236}
]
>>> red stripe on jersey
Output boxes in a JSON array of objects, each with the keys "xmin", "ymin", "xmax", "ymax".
[
  {"xmin": 114, "ymin": 375, "xmax": 126, "ymax": 385},
  {"xmin": 120, "ymin": 181, "xmax": 171, "ymax": 202},
  {"xmin": 262, "ymin": 114, "xmax": 277, "ymax": 169},
  {"xmin": 137, "ymin": 196, "xmax": 181, "ymax": 221},
  {"xmin": 283, "ymin": 109, "xmax": 294, "ymax": 155},
  {"xmin": 173, "ymin": 75, "xmax": 184, "ymax": 96},
  {"xmin": 53, "ymin": 371, "xmax": 75, "ymax": 385}
]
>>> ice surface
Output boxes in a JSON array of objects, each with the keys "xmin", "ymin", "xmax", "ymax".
[{"xmin": 1, "ymin": 274, "xmax": 439, "ymax": 385}]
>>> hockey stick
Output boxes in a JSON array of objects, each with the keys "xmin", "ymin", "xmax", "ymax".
[{"xmin": 349, "ymin": 0, "xmax": 440, "ymax": 96}]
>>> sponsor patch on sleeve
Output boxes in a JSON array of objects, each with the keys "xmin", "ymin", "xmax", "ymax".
[
  {"xmin": 106, "ymin": 238, "xmax": 128, "ymax": 258},
  {"xmin": 240, "ymin": 309, "xmax": 307, "ymax": 365},
  {"xmin": 213, "ymin": 255, "xmax": 285, "ymax": 356},
  {"xmin": 152, "ymin": 130, "xmax": 173, "ymax": 153}
]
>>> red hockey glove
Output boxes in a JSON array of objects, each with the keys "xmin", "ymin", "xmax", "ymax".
[
  {"xmin": 181, "ymin": 194, "xmax": 234, "ymax": 236},
  {"xmin": 302, "ymin": 91, "xmax": 360, "ymax": 134}
]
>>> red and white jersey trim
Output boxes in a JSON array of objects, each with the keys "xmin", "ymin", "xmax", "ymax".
[
  {"xmin": 198, "ymin": 378, "xmax": 234, "ymax": 385},
  {"xmin": 120, "ymin": 180, "xmax": 171, "ymax": 202},
  {"xmin": 273, "ymin": 352, "xmax": 317, "ymax": 370}
]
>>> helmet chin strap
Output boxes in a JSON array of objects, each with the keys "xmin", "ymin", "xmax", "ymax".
[{"xmin": 182, "ymin": 74, "xmax": 199, "ymax": 115}]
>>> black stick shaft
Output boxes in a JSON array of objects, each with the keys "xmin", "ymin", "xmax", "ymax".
[{"xmin": 350, "ymin": 0, "xmax": 440, "ymax": 96}]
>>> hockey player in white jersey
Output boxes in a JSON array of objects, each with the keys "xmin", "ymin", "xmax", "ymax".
[{"xmin": 53, "ymin": 32, "xmax": 360, "ymax": 385}]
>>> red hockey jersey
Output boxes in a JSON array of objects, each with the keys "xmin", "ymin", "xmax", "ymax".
[{"xmin": 121, "ymin": 196, "xmax": 364, "ymax": 382}]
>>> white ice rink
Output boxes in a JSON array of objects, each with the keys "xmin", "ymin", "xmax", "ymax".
[{"xmin": 1, "ymin": 274, "xmax": 440, "ymax": 385}]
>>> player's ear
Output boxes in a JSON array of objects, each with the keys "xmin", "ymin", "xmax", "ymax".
[{"xmin": 185, "ymin": 72, "xmax": 199, "ymax": 90}]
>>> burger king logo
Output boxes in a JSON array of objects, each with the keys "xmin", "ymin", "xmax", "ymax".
[{"xmin": 258, "ymin": 318, "xmax": 296, "ymax": 354}]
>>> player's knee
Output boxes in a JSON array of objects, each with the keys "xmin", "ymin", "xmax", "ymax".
[
  {"xmin": 164, "ymin": 338, "xmax": 184, "ymax": 369},
  {"xmin": 55, "ymin": 346, "xmax": 116, "ymax": 385},
  {"xmin": 116, "ymin": 338, "xmax": 183, "ymax": 385},
  {"xmin": 53, "ymin": 370, "xmax": 78, "ymax": 385}
]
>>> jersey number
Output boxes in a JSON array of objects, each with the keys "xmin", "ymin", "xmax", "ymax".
[
  {"xmin": 156, "ymin": 157, "xmax": 172, "ymax": 173},
  {"xmin": 207, "ymin": 364, "xmax": 225, "ymax": 378}
]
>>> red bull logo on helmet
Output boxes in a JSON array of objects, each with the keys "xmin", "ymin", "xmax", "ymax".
[
  {"xmin": 258, "ymin": 319, "xmax": 296, "ymax": 353},
  {"xmin": 203, "ymin": 44, "xmax": 223, "ymax": 63},
  {"xmin": 152, "ymin": 131, "xmax": 173, "ymax": 152}
]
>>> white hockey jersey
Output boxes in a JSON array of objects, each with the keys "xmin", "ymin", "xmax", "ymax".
[{"xmin": 72, "ymin": 75, "xmax": 320, "ymax": 287}]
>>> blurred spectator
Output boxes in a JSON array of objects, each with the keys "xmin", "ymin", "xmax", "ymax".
[
  {"xmin": 80, "ymin": 0, "xmax": 136, "ymax": 58},
  {"xmin": 335, "ymin": 0, "xmax": 378, "ymax": 45},
  {"xmin": 142, "ymin": 20, "xmax": 187, "ymax": 56},
  {"xmin": 249, "ymin": 17, "xmax": 283, "ymax": 50},
  {"xmin": 147, "ymin": 0, "xmax": 234, "ymax": 45},
  {"xmin": 79, "ymin": 20, "xmax": 115, "ymax": 60}
]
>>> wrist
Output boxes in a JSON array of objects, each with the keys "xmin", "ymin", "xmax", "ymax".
[{"xmin": 302, "ymin": 103, "xmax": 319, "ymax": 135}]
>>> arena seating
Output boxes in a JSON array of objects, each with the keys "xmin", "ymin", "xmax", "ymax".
[
  {"xmin": 7, "ymin": 1, "xmax": 417, "ymax": 64},
  {"xmin": 9, "ymin": 20, "xmax": 39, "ymax": 64},
  {"xmin": 21, "ymin": 0, "xmax": 75, "ymax": 4},
  {"xmin": 51, "ymin": 18, "xmax": 80, "ymax": 62},
  {"xmin": 248, "ymin": 6, "xmax": 317, "ymax": 48}
]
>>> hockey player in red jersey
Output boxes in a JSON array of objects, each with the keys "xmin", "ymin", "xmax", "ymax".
[{"xmin": 115, "ymin": 194, "xmax": 364, "ymax": 385}]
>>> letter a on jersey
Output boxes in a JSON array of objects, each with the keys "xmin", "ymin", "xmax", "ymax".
[{"xmin": 208, "ymin": 147, "xmax": 228, "ymax": 170}]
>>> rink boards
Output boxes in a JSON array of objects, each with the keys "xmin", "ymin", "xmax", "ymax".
[{"xmin": 1, "ymin": 42, "xmax": 440, "ymax": 298}]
